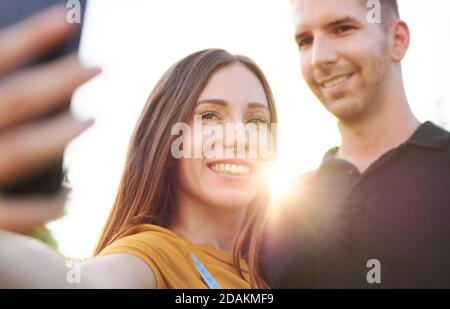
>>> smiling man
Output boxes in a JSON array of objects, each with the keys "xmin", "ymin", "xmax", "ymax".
[{"xmin": 262, "ymin": 0, "xmax": 450, "ymax": 288}]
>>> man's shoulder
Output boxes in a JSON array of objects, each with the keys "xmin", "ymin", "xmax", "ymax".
[
  {"xmin": 430, "ymin": 123, "xmax": 450, "ymax": 144},
  {"xmin": 294, "ymin": 169, "xmax": 319, "ymax": 187},
  {"xmin": 278, "ymin": 169, "xmax": 321, "ymax": 217},
  {"xmin": 411, "ymin": 122, "xmax": 450, "ymax": 151}
]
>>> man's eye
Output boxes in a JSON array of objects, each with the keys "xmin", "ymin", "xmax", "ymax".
[
  {"xmin": 298, "ymin": 37, "xmax": 313, "ymax": 49},
  {"xmin": 335, "ymin": 25, "xmax": 355, "ymax": 34},
  {"xmin": 199, "ymin": 111, "xmax": 222, "ymax": 121}
]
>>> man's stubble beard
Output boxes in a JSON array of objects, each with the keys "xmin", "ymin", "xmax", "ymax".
[{"xmin": 323, "ymin": 53, "xmax": 391, "ymax": 126}]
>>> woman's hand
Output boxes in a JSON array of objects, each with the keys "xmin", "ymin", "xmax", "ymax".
[
  {"xmin": 0, "ymin": 6, "xmax": 158, "ymax": 290},
  {"xmin": 0, "ymin": 6, "xmax": 101, "ymax": 234}
]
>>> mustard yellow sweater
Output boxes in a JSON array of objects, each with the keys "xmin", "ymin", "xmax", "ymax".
[{"xmin": 97, "ymin": 224, "xmax": 250, "ymax": 289}]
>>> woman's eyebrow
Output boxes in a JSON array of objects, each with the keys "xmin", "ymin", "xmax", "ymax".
[
  {"xmin": 196, "ymin": 99, "xmax": 268, "ymax": 109},
  {"xmin": 196, "ymin": 99, "xmax": 228, "ymax": 106},
  {"xmin": 248, "ymin": 102, "xmax": 269, "ymax": 110}
]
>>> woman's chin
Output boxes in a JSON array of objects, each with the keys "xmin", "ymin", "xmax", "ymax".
[{"xmin": 206, "ymin": 188, "xmax": 257, "ymax": 211}]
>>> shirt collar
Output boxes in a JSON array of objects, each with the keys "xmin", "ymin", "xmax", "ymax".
[
  {"xmin": 406, "ymin": 121, "xmax": 450, "ymax": 150},
  {"xmin": 323, "ymin": 147, "xmax": 339, "ymax": 160},
  {"xmin": 323, "ymin": 121, "xmax": 450, "ymax": 161}
]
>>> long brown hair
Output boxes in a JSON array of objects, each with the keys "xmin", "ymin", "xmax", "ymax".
[{"xmin": 94, "ymin": 49, "xmax": 277, "ymax": 288}]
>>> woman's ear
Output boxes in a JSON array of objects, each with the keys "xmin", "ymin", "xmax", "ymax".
[{"xmin": 390, "ymin": 20, "xmax": 410, "ymax": 62}]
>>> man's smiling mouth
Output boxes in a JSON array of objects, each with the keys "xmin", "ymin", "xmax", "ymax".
[{"xmin": 320, "ymin": 73, "xmax": 354, "ymax": 89}]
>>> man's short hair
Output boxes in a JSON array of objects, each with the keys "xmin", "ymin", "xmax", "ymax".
[
  {"xmin": 383, "ymin": 0, "xmax": 400, "ymax": 18},
  {"xmin": 377, "ymin": 0, "xmax": 400, "ymax": 30},
  {"xmin": 292, "ymin": 0, "xmax": 400, "ymax": 18}
]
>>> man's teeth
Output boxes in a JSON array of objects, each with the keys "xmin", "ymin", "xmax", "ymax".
[
  {"xmin": 210, "ymin": 163, "xmax": 250, "ymax": 175},
  {"xmin": 322, "ymin": 74, "xmax": 352, "ymax": 88}
]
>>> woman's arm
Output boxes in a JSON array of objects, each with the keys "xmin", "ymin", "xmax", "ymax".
[
  {"xmin": 0, "ymin": 6, "xmax": 100, "ymax": 234},
  {"xmin": 0, "ymin": 7, "xmax": 155, "ymax": 289},
  {"xmin": 0, "ymin": 229, "xmax": 156, "ymax": 288}
]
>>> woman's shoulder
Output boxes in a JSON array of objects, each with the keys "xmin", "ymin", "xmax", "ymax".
[
  {"xmin": 98, "ymin": 224, "xmax": 190, "ymax": 257},
  {"xmin": 97, "ymin": 224, "xmax": 194, "ymax": 288}
]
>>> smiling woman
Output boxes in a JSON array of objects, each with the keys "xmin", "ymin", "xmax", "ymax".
[
  {"xmin": 0, "ymin": 48, "xmax": 278, "ymax": 289},
  {"xmin": 94, "ymin": 48, "xmax": 278, "ymax": 288}
]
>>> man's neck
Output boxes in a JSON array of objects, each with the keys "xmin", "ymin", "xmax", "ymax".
[{"xmin": 336, "ymin": 95, "xmax": 420, "ymax": 173}]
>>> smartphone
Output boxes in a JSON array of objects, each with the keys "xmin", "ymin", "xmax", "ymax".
[{"xmin": 0, "ymin": 0, "xmax": 87, "ymax": 196}]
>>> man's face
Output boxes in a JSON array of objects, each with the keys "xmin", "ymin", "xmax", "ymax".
[{"xmin": 294, "ymin": 0, "xmax": 392, "ymax": 122}]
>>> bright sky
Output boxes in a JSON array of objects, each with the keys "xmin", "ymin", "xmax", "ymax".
[{"xmin": 48, "ymin": 0, "xmax": 450, "ymax": 258}]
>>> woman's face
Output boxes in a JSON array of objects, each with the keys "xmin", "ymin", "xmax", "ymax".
[{"xmin": 176, "ymin": 63, "xmax": 272, "ymax": 212}]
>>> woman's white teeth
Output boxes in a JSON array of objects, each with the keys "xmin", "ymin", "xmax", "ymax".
[
  {"xmin": 323, "ymin": 74, "xmax": 351, "ymax": 88},
  {"xmin": 210, "ymin": 163, "xmax": 250, "ymax": 175}
]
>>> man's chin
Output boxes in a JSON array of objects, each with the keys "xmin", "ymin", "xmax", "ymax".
[{"xmin": 322, "ymin": 98, "xmax": 363, "ymax": 122}]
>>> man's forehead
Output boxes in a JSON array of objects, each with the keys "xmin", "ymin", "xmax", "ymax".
[{"xmin": 293, "ymin": 0, "xmax": 367, "ymax": 31}]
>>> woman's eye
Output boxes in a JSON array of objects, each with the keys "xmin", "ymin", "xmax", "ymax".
[
  {"xmin": 246, "ymin": 116, "xmax": 268, "ymax": 125},
  {"xmin": 199, "ymin": 111, "xmax": 221, "ymax": 121}
]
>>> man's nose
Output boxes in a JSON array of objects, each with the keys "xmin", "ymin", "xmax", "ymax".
[{"xmin": 311, "ymin": 36, "xmax": 338, "ymax": 68}]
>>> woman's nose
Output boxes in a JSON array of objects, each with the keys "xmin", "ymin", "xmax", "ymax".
[{"xmin": 223, "ymin": 122, "xmax": 249, "ymax": 158}]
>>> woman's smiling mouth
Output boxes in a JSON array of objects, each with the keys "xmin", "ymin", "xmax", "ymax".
[
  {"xmin": 210, "ymin": 163, "xmax": 251, "ymax": 175},
  {"xmin": 206, "ymin": 159, "xmax": 255, "ymax": 177}
]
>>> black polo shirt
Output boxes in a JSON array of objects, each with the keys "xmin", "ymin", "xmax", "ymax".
[{"xmin": 263, "ymin": 121, "xmax": 450, "ymax": 288}]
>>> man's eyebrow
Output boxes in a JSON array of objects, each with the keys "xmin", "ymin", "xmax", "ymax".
[
  {"xmin": 327, "ymin": 16, "xmax": 359, "ymax": 28},
  {"xmin": 295, "ymin": 16, "xmax": 359, "ymax": 39},
  {"xmin": 196, "ymin": 99, "xmax": 269, "ymax": 109}
]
